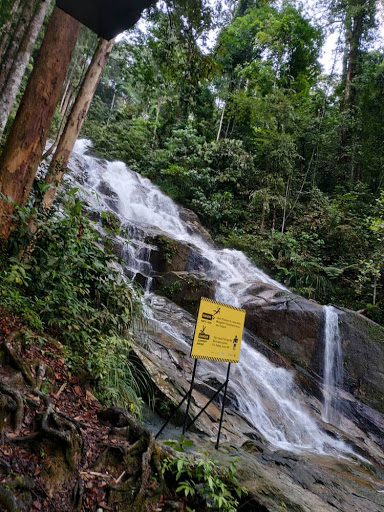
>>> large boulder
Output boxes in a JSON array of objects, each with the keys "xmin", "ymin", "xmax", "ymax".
[
  {"xmin": 240, "ymin": 282, "xmax": 323, "ymax": 370},
  {"xmin": 239, "ymin": 282, "xmax": 384, "ymax": 415},
  {"xmin": 152, "ymin": 271, "xmax": 215, "ymax": 315},
  {"xmin": 178, "ymin": 206, "xmax": 213, "ymax": 243},
  {"xmin": 338, "ymin": 308, "xmax": 384, "ymax": 414},
  {"xmin": 147, "ymin": 234, "xmax": 192, "ymax": 273}
]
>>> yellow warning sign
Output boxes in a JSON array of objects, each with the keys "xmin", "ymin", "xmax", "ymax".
[{"xmin": 191, "ymin": 297, "xmax": 246, "ymax": 363}]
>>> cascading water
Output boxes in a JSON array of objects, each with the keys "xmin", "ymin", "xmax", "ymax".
[
  {"xmin": 322, "ymin": 305, "xmax": 344, "ymax": 426},
  {"xmin": 68, "ymin": 140, "xmax": 352, "ymax": 456}
]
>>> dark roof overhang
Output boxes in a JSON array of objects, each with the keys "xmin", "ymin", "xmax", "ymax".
[{"xmin": 56, "ymin": 0, "xmax": 156, "ymax": 40}]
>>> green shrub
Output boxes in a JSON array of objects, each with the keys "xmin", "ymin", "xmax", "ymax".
[
  {"xmin": 162, "ymin": 436, "xmax": 247, "ymax": 512},
  {"xmin": 0, "ymin": 189, "xmax": 147, "ymax": 415}
]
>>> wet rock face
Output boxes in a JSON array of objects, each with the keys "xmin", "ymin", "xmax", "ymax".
[
  {"xmin": 338, "ymin": 309, "xmax": 384, "ymax": 414},
  {"xmin": 147, "ymin": 235, "xmax": 193, "ymax": 273},
  {"xmin": 145, "ymin": 232, "xmax": 384, "ymax": 419},
  {"xmin": 239, "ymin": 282, "xmax": 384, "ymax": 416},
  {"xmin": 152, "ymin": 271, "xmax": 215, "ymax": 315},
  {"xmin": 146, "ymin": 234, "xmax": 212, "ymax": 277},
  {"xmin": 231, "ymin": 441, "xmax": 384, "ymax": 512},
  {"xmin": 178, "ymin": 206, "xmax": 213, "ymax": 243},
  {"xmin": 240, "ymin": 282, "xmax": 323, "ymax": 370}
]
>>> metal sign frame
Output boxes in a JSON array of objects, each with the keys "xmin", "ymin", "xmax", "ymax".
[{"xmin": 156, "ymin": 298, "xmax": 245, "ymax": 449}]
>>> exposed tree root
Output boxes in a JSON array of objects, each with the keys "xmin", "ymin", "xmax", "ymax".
[
  {"xmin": 2, "ymin": 332, "xmax": 36, "ymax": 389},
  {"xmin": 98, "ymin": 407, "xmax": 172, "ymax": 510},
  {"xmin": 132, "ymin": 433, "xmax": 156, "ymax": 511},
  {"xmin": 72, "ymin": 476, "xmax": 84, "ymax": 512},
  {"xmin": 0, "ymin": 380, "xmax": 24, "ymax": 434},
  {"xmin": 10, "ymin": 390, "xmax": 84, "ymax": 470},
  {"xmin": 0, "ymin": 335, "xmax": 179, "ymax": 511}
]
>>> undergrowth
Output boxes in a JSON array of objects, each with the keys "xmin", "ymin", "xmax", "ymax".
[
  {"xmin": 0, "ymin": 188, "xmax": 147, "ymax": 416},
  {"xmin": 162, "ymin": 436, "xmax": 247, "ymax": 512}
]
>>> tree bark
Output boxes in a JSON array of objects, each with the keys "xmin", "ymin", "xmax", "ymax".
[
  {"xmin": 216, "ymin": 100, "xmax": 226, "ymax": 142},
  {"xmin": 339, "ymin": 1, "xmax": 372, "ymax": 173},
  {"xmin": 42, "ymin": 37, "xmax": 114, "ymax": 211},
  {"xmin": 343, "ymin": 9, "xmax": 364, "ymax": 110},
  {"xmin": 0, "ymin": 0, "xmax": 22, "ymax": 62},
  {"xmin": 0, "ymin": 0, "xmax": 52, "ymax": 139},
  {"xmin": 106, "ymin": 86, "xmax": 116, "ymax": 126},
  {"xmin": 0, "ymin": 0, "xmax": 35, "ymax": 95},
  {"xmin": 281, "ymin": 176, "xmax": 290, "ymax": 233},
  {"xmin": 60, "ymin": 77, "xmax": 72, "ymax": 114},
  {"xmin": 0, "ymin": 7, "xmax": 80, "ymax": 241},
  {"xmin": 260, "ymin": 203, "xmax": 265, "ymax": 230},
  {"xmin": 152, "ymin": 96, "xmax": 162, "ymax": 147}
]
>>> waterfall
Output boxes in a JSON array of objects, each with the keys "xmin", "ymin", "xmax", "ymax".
[
  {"xmin": 322, "ymin": 306, "xmax": 344, "ymax": 426},
  {"xmin": 67, "ymin": 140, "xmax": 352, "ymax": 456}
]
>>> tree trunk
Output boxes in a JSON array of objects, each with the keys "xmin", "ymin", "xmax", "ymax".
[
  {"xmin": 0, "ymin": 7, "xmax": 80, "ymax": 241},
  {"xmin": 0, "ymin": 0, "xmax": 35, "ymax": 94},
  {"xmin": 60, "ymin": 83, "xmax": 73, "ymax": 117},
  {"xmin": 260, "ymin": 203, "xmax": 265, "ymax": 230},
  {"xmin": 106, "ymin": 87, "xmax": 116, "ymax": 126},
  {"xmin": 0, "ymin": 0, "xmax": 22, "ymax": 61},
  {"xmin": 216, "ymin": 100, "xmax": 226, "ymax": 142},
  {"xmin": 0, "ymin": 0, "xmax": 52, "ymax": 138},
  {"xmin": 59, "ymin": 51, "xmax": 87, "ymax": 115},
  {"xmin": 343, "ymin": 11, "xmax": 363, "ymax": 109},
  {"xmin": 281, "ymin": 176, "xmax": 290, "ymax": 233},
  {"xmin": 339, "ymin": 2, "xmax": 368, "ymax": 171},
  {"xmin": 60, "ymin": 76, "xmax": 72, "ymax": 114},
  {"xmin": 42, "ymin": 37, "xmax": 114, "ymax": 211},
  {"xmin": 152, "ymin": 96, "xmax": 162, "ymax": 147},
  {"xmin": 373, "ymin": 275, "xmax": 377, "ymax": 306}
]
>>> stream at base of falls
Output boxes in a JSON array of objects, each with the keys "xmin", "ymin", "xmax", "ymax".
[{"xmin": 67, "ymin": 139, "xmax": 355, "ymax": 457}]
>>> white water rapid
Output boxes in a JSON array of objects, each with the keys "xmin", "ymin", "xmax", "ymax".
[
  {"xmin": 68, "ymin": 140, "xmax": 352, "ymax": 457},
  {"xmin": 322, "ymin": 306, "xmax": 344, "ymax": 426}
]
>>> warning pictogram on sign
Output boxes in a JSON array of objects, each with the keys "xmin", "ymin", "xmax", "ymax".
[{"xmin": 190, "ymin": 297, "xmax": 245, "ymax": 363}]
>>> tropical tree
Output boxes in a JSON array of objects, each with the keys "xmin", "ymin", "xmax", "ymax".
[{"xmin": 0, "ymin": 0, "xmax": 52, "ymax": 138}]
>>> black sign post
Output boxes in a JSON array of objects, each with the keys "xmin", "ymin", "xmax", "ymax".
[
  {"xmin": 215, "ymin": 363, "xmax": 231, "ymax": 449},
  {"xmin": 155, "ymin": 298, "xmax": 245, "ymax": 447},
  {"xmin": 182, "ymin": 359, "xmax": 198, "ymax": 435}
]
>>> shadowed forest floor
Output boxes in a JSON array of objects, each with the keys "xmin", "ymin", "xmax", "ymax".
[{"xmin": 0, "ymin": 309, "xmax": 181, "ymax": 512}]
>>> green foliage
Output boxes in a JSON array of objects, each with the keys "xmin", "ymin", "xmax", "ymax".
[
  {"xmin": 162, "ymin": 437, "xmax": 247, "ymax": 511},
  {"xmin": 101, "ymin": 210, "xmax": 121, "ymax": 234},
  {"xmin": 0, "ymin": 0, "xmax": 14, "ymax": 27},
  {"xmin": 88, "ymin": 335, "xmax": 146, "ymax": 417},
  {"xmin": 82, "ymin": 116, "xmax": 154, "ymax": 168},
  {"xmin": 0, "ymin": 190, "xmax": 147, "ymax": 415},
  {"xmin": 355, "ymin": 191, "xmax": 384, "ymax": 323},
  {"xmin": 79, "ymin": 0, "xmax": 384, "ymax": 325},
  {"xmin": 155, "ymin": 235, "xmax": 179, "ymax": 264}
]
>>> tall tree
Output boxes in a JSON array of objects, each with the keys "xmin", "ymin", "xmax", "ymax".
[
  {"xmin": 0, "ymin": 0, "xmax": 35, "ymax": 94},
  {"xmin": 0, "ymin": 7, "xmax": 80, "ymax": 241},
  {"xmin": 340, "ymin": 0, "xmax": 376, "ymax": 108},
  {"xmin": 0, "ymin": 0, "xmax": 52, "ymax": 138},
  {"xmin": 0, "ymin": 0, "xmax": 22, "ymax": 61},
  {"xmin": 330, "ymin": 0, "xmax": 377, "ymax": 180},
  {"xmin": 42, "ymin": 37, "xmax": 115, "ymax": 210}
]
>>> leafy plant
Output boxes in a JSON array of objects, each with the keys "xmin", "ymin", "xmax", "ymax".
[
  {"xmin": 162, "ymin": 437, "xmax": 247, "ymax": 511},
  {"xmin": 89, "ymin": 335, "xmax": 147, "ymax": 417},
  {"xmin": 0, "ymin": 189, "xmax": 148, "ymax": 416}
]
